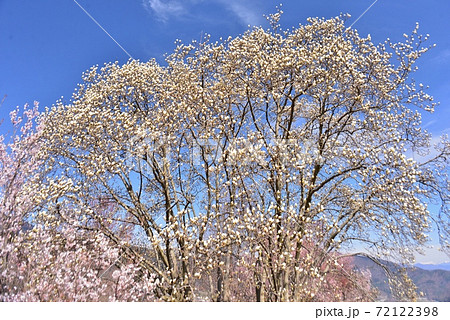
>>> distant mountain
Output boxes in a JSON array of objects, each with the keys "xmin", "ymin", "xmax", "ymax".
[
  {"xmin": 414, "ymin": 262, "xmax": 450, "ymax": 271},
  {"xmin": 353, "ymin": 256, "xmax": 450, "ymax": 302}
]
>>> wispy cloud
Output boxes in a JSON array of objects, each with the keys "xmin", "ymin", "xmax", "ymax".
[
  {"xmin": 431, "ymin": 48, "xmax": 450, "ymax": 65},
  {"xmin": 142, "ymin": 0, "xmax": 185, "ymax": 22},
  {"xmin": 219, "ymin": 0, "xmax": 263, "ymax": 26},
  {"xmin": 415, "ymin": 245, "xmax": 449, "ymax": 264},
  {"xmin": 142, "ymin": 0, "xmax": 264, "ymax": 26}
]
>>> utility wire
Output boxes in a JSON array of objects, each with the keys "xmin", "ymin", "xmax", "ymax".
[
  {"xmin": 348, "ymin": 0, "xmax": 379, "ymax": 30},
  {"xmin": 72, "ymin": 0, "xmax": 134, "ymax": 59}
]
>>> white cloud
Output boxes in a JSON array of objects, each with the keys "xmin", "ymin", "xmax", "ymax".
[
  {"xmin": 345, "ymin": 244, "xmax": 449, "ymax": 265},
  {"xmin": 142, "ymin": 0, "xmax": 263, "ymax": 26},
  {"xmin": 432, "ymin": 48, "xmax": 450, "ymax": 65},
  {"xmin": 142, "ymin": 0, "xmax": 185, "ymax": 22},
  {"xmin": 415, "ymin": 245, "xmax": 450, "ymax": 264},
  {"xmin": 221, "ymin": 0, "xmax": 263, "ymax": 26}
]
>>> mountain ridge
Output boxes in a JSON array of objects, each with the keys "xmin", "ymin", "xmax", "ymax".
[
  {"xmin": 352, "ymin": 256, "xmax": 450, "ymax": 302},
  {"xmin": 414, "ymin": 262, "xmax": 450, "ymax": 271}
]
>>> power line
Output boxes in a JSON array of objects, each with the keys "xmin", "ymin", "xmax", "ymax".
[
  {"xmin": 348, "ymin": 0, "xmax": 379, "ymax": 30},
  {"xmin": 72, "ymin": 0, "xmax": 134, "ymax": 59}
]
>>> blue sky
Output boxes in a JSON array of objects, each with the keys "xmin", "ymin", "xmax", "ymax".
[{"xmin": 0, "ymin": 0, "xmax": 449, "ymax": 263}]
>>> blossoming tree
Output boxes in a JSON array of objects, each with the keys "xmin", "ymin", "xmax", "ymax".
[
  {"xmin": 0, "ymin": 103, "xmax": 155, "ymax": 301},
  {"xmin": 2, "ymin": 12, "xmax": 448, "ymax": 301}
]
